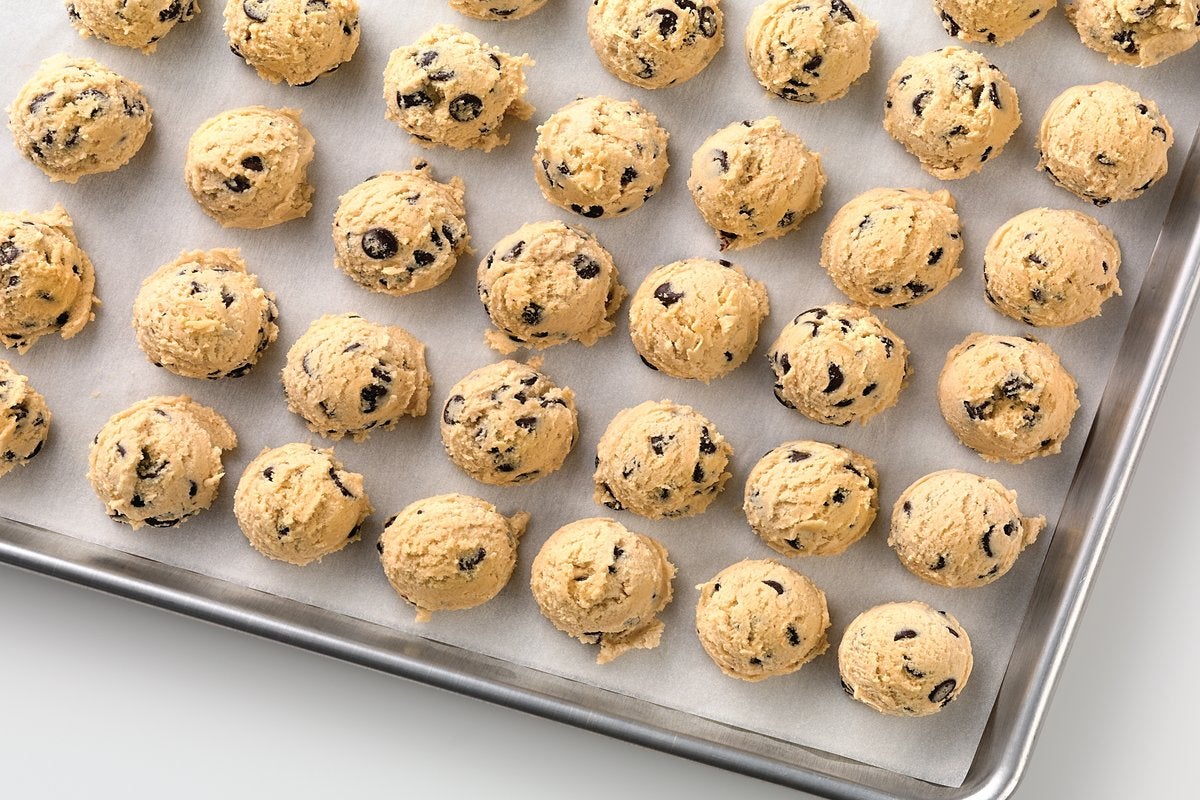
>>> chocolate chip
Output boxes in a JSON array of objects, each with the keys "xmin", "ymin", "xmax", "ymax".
[
  {"xmin": 457, "ymin": 547, "xmax": 486, "ymax": 572},
  {"xmin": 0, "ymin": 242, "xmax": 20, "ymax": 266},
  {"xmin": 911, "ymin": 90, "xmax": 932, "ymax": 118},
  {"xmin": 502, "ymin": 240, "xmax": 524, "ymax": 261},
  {"xmin": 413, "ymin": 250, "xmax": 435, "ymax": 268},
  {"xmin": 1112, "ymin": 29, "xmax": 1138, "ymax": 54},
  {"xmin": 360, "ymin": 383, "xmax": 389, "ymax": 414},
  {"xmin": 443, "ymin": 394, "xmax": 464, "ymax": 425},
  {"xmin": 894, "ymin": 629, "xmax": 918, "ymax": 641},
  {"xmin": 963, "ymin": 399, "xmax": 990, "ymax": 420},
  {"xmin": 905, "ymin": 281, "xmax": 930, "ymax": 297},
  {"xmin": 698, "ymin": 5, "xmax": 718, "ymax": 37},
  {"xmin": 982, "ymin": 525, "xmax": 995, "ymax": 557},
  {"xmin": 1004, "ymin": 520, "xmax": 1018, "ymax": 536},
  {"xmin": 903, "ymin": 500, "xmax": 912, "ymax": 516},
  {"xmin": 243, "ymin": 0, "xmax": 269, "ymax": 23},
  {"xmin": 929, "ymin": 679, "xmax": 957, "ymax": 704},
  {"xmin": 448, "ymin": 94, "xmax": 482, "ymax": 122},
  {"xmin": 515, "ymin": 416, "xmax": 537, "ymax": 431},
  {"xmin": 427, "ymin": 69, "xmax": 455, "ymax": 82},
  {"xmin": 1152, "ymin": 125, "xmax": 1167, "ymax": 142},
  {"xmin": 879, "ymin": 336, "xmax": 895, "ymax": 358},
  {"xmin": 160, "ymin": 1, "xmax": 184, "ymax": 21},
  {"xmin": 927, "ymin": 247, "xmax": 944, "ymax": 266},
  {"xmin": 220, "ymin": 288, "xmax": 235, "ymax": 308},
  {"xmin": 650, "ymin": 434, "xmax": 668, "ymax": 456},
  {"xmin": 946, "ymin": 626, "xmax": 960, "ymax": 638},
  {"xmin": 639, "ymin": 354, "xmax": 659, "ymax": 371},
  {"xmin": 398, "ymin": 90, "xmax": 433, "ymax": 110},
  {"xmin": 778, "ymin": 352, "xmax": 792, "ymax": 374},
  {"xmin": 841, "ymin": 679, "xmax": 855, "ymax": 696},
  {"xmin": 654, "ymin": 282, "xmax": 683, "ymax": 307},
  {"xmin": 988, "ymin": 82, "xmax": 1001, "ymax": 108},
  {"xmin": 619, "ymin": 166, "xmax": 639, "ymax": 188},
  {"xmin": 929, "ymin": 554, "xmax": 946, "ymax": 571},
  {"xmin": 361, "ymin": 228, "xmax": 398, "ymax": 260},
  {"xmin": 823, "ymin": 363, "xmax": 844, "ymax": 393},
  {"xmin": 830, "ymin": 0, "xmax": 855, "ymax": 22},
  {"xmin": 130, "ymin": 494, "xmax": 145, "ymax": 508},
  {"xmin": 947, "ymin": 124, "xmax": 967, "ymax": 136},
  {"xmin": 862, "ymin": 383, "xmax": 877, "ymax": 397},
  {"xmin": 571, "ymin": 204, "xmax": 605, "ymax": 219},
  {"xmin": 762, "ymin": 580, "xmax": 784, "ymax": 595},
  {"xmin": 521, "ymin": 303, "xmax": 542, "ymax": 326},
  {"xmin": 224, "ymin": 175, "xmax": 251, "ymax": 193},
  {"xmin": 699, "ymin": 427, "xmax": 717, "ymax": 454},
  {"xmin": 971, "ymin": 84, "xmax": 984, "ymax": 108},
  {"xmin": 940, "ymin": 10, "xmax": 961, "ymax": 36},
  {"xmin": 651, "ymin": 8, "xmax": 678, "ymax": 37},
  {"xmin": 328, "ymin": 467, "xmax": 354, "ymax": 498},
  {"xmin": 713, "ymin": 149, "xmax": 728, "ymax": 173},
  {"xmin": 241, "ymin": 156, "xmax": 264, "ymax": 172},
  {"xmin": 135, "ymin": 448, "xmax": 168, "ymax": 480},
  {"xmin": 787, "ymin": 450, "xmax": 810, "ymax": 462},
  {"xmin": 723, "ymin": 351, "xmax": 733, "ymax": 361},
  {"xmin": 692, "ymin": 462, "xmax": 705, "ymax": 482}
]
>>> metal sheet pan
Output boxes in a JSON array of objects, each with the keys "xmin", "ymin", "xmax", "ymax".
[{"xmin": 2, "ymin": 2, "xmax": 1199, "ymax": 797}]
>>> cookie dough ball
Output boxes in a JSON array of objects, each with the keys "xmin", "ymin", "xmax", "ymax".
[
  {"xmin": 184, "ymin": 106, "xmax": 315, "ymax": 229},
  {"xmin": 743, "ymin": 441, "xmax": 878, "ymax": 557},
  {"xmin": 688, "ymin": 117, "xmax": 825, "ymax": 251},
  {"xmin": 938, "ymin": 333, "xmax": 1079, "ymax": 463},
  {"xmin": 282, "ymin": 313, "xmax": 430, "ymax": 441},
  {"xmin": 226, "ymin": 0, "xmax": 360, "ymax": 86},
  {"xmin": 768, "ymin": 304, "xmax": 910, "ymax": 427},
  {"xmin": 132, "ymin": 248, "xmax": 278, "ymax": 379},
  {"xmin": 379, "ymin": 493, "xmax": 529, "ymax": 621},
  {"xmin": 588, "ymin": 0, "xmax": 724, "ymax": 89},
  {"xmin": 234, "ymin": 443, "xmax": 371, "ymax": 565},
  {"xmin": 332, "ymin": 162, "xmax": 470, "ymax": 297},
  {"xmin": 68, "ymin": 0, "xmax": 199, "ymax": 52},
  {"xmin": 890, "ymin": 469, "xmax": 1045, "ymax": 588},
  {"xmin": 1067, "ymin": 0, "xmax": 1200, "ymax": 66},
  {"xmin": 384, "ymin": 24, "xmax": 533, "ymax": 152},
  {"xmin": 933, "ymin": 0, "xmax": 1055, "ymax": 45},
  {"xmin": 449, "ymin": 0, "xmax": 548, "ymax": 20},
  {"xmin": 695, "ymin": 560, "xmax": 830, "ymax": 681},
  {"xmin": 8, "ymin": 54, "xmax": 152, "ymax": 183},
  {"xmin": 0, "ymin": 205, "xmax": 97, "ymax": 353},
  {"xmin": 0, "ymin": 361, "xmax": 51, "ymax": 478},
  {"xmin": 88, "ymin": 396, "xmax": 236, "ymax": 529},
  {"xmin": 745, "ymin": 0, "xmax": 878, "ymax": 104},
  {"xmin": 533, "ymin": 96, "xmax": 669, "ymax": 220},
  {"xmin": 628, "ymin": 258, "xmax": 769, "ymax": 382},
  {"xmin": 593, "ymin": 400, "xmax": 732, "ymax": 519},
  {"xmin": 1038, "ymin": 82, "xmax": 1173, "ymax": 207},
  {"xmin": 984, "ymin": 208, "xmax": 1121, "ymax": 327},
  {"xmin": 440, "ymin": 360, "xmax": 577, "ymax": 485},
  {"xmin": 821, "ymin": 188, "xmax": 963, "ymax": 309},
  {"xmin": 883, "ymin": 47, "xmax": 1021, "ymax": 180},
  {"xmin": 530, "ymin": 517, "xmax": 675, "ymax": 664},
  {"xmin": 478, "ymin": 221, "xmax": 626, "ymax": 354},
  {"xmin": 839, "ymin": 601, "xmax": 973, "ymax": 716}
]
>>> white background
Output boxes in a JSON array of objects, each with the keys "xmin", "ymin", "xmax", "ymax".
[{"xmin": 2, "ymin": 309, "xmax": 1198, "ymax": 799}]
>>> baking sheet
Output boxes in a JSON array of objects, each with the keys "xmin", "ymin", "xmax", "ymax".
[{"xmin": 1, "ymin": 1, "xmax": 1197, "ymax": 788}]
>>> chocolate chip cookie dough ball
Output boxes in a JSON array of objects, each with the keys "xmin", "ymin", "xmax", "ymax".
[
  {"xmin": 379, "ymin": 493, "xmax": 529, "ymax": 622},
  {"xmin": 8, "ymin": 54, "xmax": 152, "ymax": 183},
  {"xmin": 593, "ymin": 400, "xmax": 732, "ymax": 519},
  {"xmin": 743, "ymin": 441, "xmax": 878, "ymax": 557},
  {"xmin": 628, "ymin": 258, "xmax": 769, "ymax": 382},
  {"xmin": 695, "ymin": 560, "xmax": 830, "ymax": 681},
  {"xmin": 226, "ymin": 0, "xmax": 359, "ymax": 86},
  {"xmin": 478, "ymin": 221, "xmax": 626, "ymax": 354},
  {"xmin": 0, "ymin": 361, "xmax": 51, "ymax": 478},
  {"xmin": 938, "ymin": 333, "xmax": 1079, "ymax": 463},
  {"xmin": 746, "ymin": 0, "xmax": 878, "ymax": 104},
  {"xmin": 1067, "ymin": 0, "xmax": 1200, "ymax": 66},
  {"xmin": 184, "ymin": 106, "xmax": 315, "ymax": 229},
  {"xmin": 533, "ymin": 96, "xmax": 669, "ymax": 220},
  {"xmin": 282, "ymin": 313, "xmax": 430, "ymax": 441},
  {"xmin": 984, "ymin": 208, "xmax": 1121, "ymax": 327},
  {"xmin": 449, "ymin": 0, "xmax": 548, "ymax": 20},
  {"xmin": 882, "ymin": 47, "xmax": 1021, "ymax": 180},
  {"xmin": 68, "ymin": 0, "xmax": 198, "ymax": 52},
  {"xmin": 384, "ymin": 24, "xmax": 533, "ymax": 152},
  {"xmin": 688, "ymin": 117, "xmax": 825, "ymax": 251},
  {"xmin": 234, "ymin": 443, "xmax": 371, "ymax": 565},
  {"xmin": 890, "ymin": 469, "xmax": 1045, "ymax": 588},
  {"xmin": 768, "ymin": 304, "xmax": 910, "ymax": 427},
  {"xmin": 441, "ymin": 360, "xmax": 578, "ymax": 486},
  {"xmin": 0, "ymin": 205, "xmax": 97, "ymax": 353},
  {"xmin": 530, "ymin": 517, "xmax": 675, "ymax": 664},
  {"xmin": 132, "ymin": 248, "xmax": 279, "ymax": 380},
  {"xmin": 933, "ymin": 0, "xmax": 1055, "ymax": 46},
  {"xmin": 588, "ymin": 0, "xmax": 724, "ymax": 89},
  {"xmin": 1038, "ymin": 82, "xmax": 1173, "ymax": 207},
  {"xmin": 88, "ymin": 396, "xmax": 236, "ymax": 529},
  {"xmin": 839, "ymin": 601, "xmax": 973, "ymax": 716},
  {"xmin": 821, "ymin": 188, "xmax": 963, "ymax": 309},
  {"xmin": 332, "ymin": 162, "xmax": 470, "ymax": 297}
]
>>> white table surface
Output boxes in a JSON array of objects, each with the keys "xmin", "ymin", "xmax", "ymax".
[{"xmin": 3, "ymin": 299, "xmax": 1198, "ymax": 799}]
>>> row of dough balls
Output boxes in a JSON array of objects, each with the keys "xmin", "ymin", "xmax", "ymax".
[
  {"xmin": 65, "ymin": 389, "xmax": 979, "ymax": 714},
  {"xmin": 0, "ymin": 204, "xmax": 1084, "ymax": 462}
]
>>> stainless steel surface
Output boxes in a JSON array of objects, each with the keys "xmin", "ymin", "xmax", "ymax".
[{"xmin": 3, "ymin": 125, "xmax": 1199, "ymax": 798}]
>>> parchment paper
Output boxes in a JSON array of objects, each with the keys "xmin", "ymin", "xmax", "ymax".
[{"xmin": 2, "ymin": 1, "xmax": 1197, "ymax": 787}]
